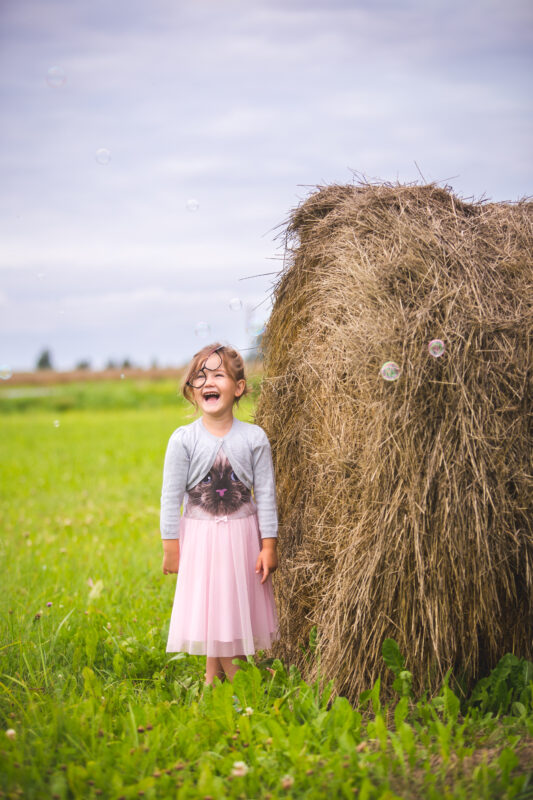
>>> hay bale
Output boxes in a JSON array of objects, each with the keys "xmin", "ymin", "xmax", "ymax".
[{"xmin": 255, "ymin": 182, "xmax": 533, "ymax": 700}]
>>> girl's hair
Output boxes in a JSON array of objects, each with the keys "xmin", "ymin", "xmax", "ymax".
[{"xmin": 182, "ymin": 343, "xmax": 250, "ymax": 408}]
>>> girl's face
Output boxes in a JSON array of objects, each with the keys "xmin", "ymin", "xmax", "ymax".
[{"xmin": 191, "ymin": 354, "xmax": 245, "ymax": 418}]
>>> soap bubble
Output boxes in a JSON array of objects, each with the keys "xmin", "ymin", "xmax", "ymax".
[
  {"xmin": 186, "ymin": 198, "xmax": 200, "ymax": 213},
  {"xmin": 194, "ymin": 321, "xmax": 210, "ymax": 338},
  {"xmin": 428, "ymin": 339, "xmax": 445, "ymax": 358},
  {"xmin": 36, "ymin": 272, "xmax": 46, "ymax": 280},
  {"xmin": 229, "ymin": 297, "xmax": 243, "ymax": 312},
  {"xmin": 95, "ymin": 148, "xmax": 111, "ymax": 165},
  {"xmin": 0, "ymin": 366, "xmax": 12, "ymax": 380},
  {"xmin": 247, "ymin": 321, "xmax": 265, "ymax": 338},
  {"xmin": 380, "ymin": 362, "xmax": 401, "ymax": 381},
  {"xmin": 46, "ymin": 66, "xmax": 66, "ymax": 88},
  {"xmin": 53, "ymin": 419, "xmax": 60, "ymax": 428}
]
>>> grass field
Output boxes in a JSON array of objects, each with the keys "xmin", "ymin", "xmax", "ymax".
[{"xmin": 1, "ymin": 379, "xmax": 532, "ymax": 799}]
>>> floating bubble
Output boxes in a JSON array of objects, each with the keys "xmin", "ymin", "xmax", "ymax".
[
  {"xmin": 53, "ymin": 419, "xmax": 60, "ymax": 428},
  {"xmin": 36, "ymin": 272, "xmax": 46, "ymax": 280},
  {"xmin": 46, "ymin": 66, "xmax": 66, "ymax": 88},
  {"xmin": 0, "ymin": 366, "xmax": 12, "ymax": 380},
  {"xmin": 380, "ymin": 362, "xmax": 401, "ymax": 381},
  {"xmin": 247, "ymin": 321, "xmax": 265, "ymax": 339},
  {"xmin": 194, "ymin": 321, "xmax": 211, "ymax": 338},
  {"xmin": 95, "ymin": 148, "xmax": 111, "ymax": 165},
  {"xmin": 229, "ymin": 297, "xmax": 243, "ymax": 312},
  {"xmin": 186, "ymin": 198, "xmax": 200, "ymax": 213},
  {"xmin": 428, "ymin": 339, "xmax": 445, "ymax": 358}
]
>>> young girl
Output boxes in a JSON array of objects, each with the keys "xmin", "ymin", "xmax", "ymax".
[{"xmin": 160, "ymin": 343, "xmax": 279, "ymax": 684}]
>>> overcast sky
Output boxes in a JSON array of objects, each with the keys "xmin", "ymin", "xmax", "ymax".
[{"xmin": 1, "ymin": 0, "xmax": 531, "ymax": 371}]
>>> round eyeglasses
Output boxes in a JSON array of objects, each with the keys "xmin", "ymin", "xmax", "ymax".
[{"xmin": 186, "ymin": 348, "xmax": 223, "ymax": 389}]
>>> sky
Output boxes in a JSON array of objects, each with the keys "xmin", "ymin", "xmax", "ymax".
[{"xmin": 0, "ymin": 0, "xmax": 531, "ymax": 371}]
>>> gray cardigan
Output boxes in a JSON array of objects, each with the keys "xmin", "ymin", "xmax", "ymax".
[{"xmin": 160, "ymin": 417, "xmax": 278, "ymax": 540}]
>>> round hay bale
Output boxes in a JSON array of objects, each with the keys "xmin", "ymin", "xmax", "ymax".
[{"xmin": 255, "ymin": 181, "xmax": 533, "ymax": 701}]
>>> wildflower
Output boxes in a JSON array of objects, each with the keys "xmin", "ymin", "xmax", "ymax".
[
  {"xmin": 57, "ymin": 674, "xmax": 63, "ymax": 679},
  {"xmin": 87, "ymin": 577, "xmax": 94, "ymax": 588},
  {"xmin": 106, "ymin": 622, "xmax": 111, "ymax": 629},
  {"xmin": 34, "ymin": 611, "xmax": 42, "ymax": 620},
  {"xmin": 47, "ymin": 602, "xmax": 52, "ymax": 607},
  {"xmin": 281, "ymin": 775, "xmax": 294, "ymax": 789},
  {"xmin": 231, "ymin": 761, "xmax": 249, "ymax": 777},
  {"xmin": 243, "ymin": 706, "xmax": 254, "ymax": 716},
  {"xmin": 5, "ymin": 729, "xmax": 16, "ymax": 740}
]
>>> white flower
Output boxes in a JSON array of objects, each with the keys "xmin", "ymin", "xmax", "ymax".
[
  {"xmin": 243, "ymin": 706, "xmax": 254, "ymax": 716},
  {"xmin": 231, "ymin": 761, "xmax": 248, "ymax": 777},
  {"xmin": 5, "ymin": 729, "xmax": 16, "ymax": 740}
]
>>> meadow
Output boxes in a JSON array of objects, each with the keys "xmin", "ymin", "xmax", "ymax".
[{"xmin": 1, "ymin": 378, "xmax": 532, "ymax": 799}]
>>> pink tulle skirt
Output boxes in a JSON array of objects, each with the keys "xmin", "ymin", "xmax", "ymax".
[{"xmin": 166, "ymin": 512, "xmax": 279, "ymax": 657}]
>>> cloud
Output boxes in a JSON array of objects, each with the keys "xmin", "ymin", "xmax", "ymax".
[{"xmin": 0, "ymin": 0, "xmax": 531, "ymax": 368}]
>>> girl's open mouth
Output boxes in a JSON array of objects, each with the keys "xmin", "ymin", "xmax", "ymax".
[{"xmin": 202, "ymin": 392, "xmax": 220, "ymax": 403}]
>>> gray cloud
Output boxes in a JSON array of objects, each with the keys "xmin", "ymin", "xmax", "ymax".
[{"xmin": 0, "ymin": 0, "xmax": 531, "ymax": 369}]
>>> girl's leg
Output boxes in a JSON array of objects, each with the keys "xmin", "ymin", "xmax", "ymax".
[
  {"xmin": 219, "ymin": 654, "xmax": 246, "ymax": 681},
  {"xmin": 205, "ymin": 656, "xmax": 225, "ymax": 685}
]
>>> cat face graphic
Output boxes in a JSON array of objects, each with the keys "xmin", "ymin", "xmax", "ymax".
[{"xmin": 188, "ymin": 451, "xmax": 251, "ymax": 516}]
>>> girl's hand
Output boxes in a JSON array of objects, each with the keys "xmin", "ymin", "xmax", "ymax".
[
  {"xmin": 255, "ymin": 539, "xmax": 278, "ymax": 584},
  {"xmin": 162, "ymin": 540, "xmax": 180, "ymax": 574}
]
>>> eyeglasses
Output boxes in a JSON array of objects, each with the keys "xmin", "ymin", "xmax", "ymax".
[{"xmin": 186, "ymin": 347, "xmax": 224, "ymax": 389}]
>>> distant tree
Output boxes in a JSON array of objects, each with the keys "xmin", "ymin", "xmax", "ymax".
[
  {"xmin": 150, "ymin": 357, "xmax": 159, "ymax": 369},
  {"xmin": 36, "ymin": 348, "xmax": 53, "ymax": 370},
  {"xmin": 75, "ymin": 359, "xmax": 91, "ymax": 370},
  {"xmin": 121, "ymin": 358, "xmax": 132, "ymax": 369},
  {"xmin": 105, "ymin": 359, "xmax": 118, "ymax": 370}
]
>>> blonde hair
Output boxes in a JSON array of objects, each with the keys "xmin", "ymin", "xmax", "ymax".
[{"xmin": 182, "ymin": 343, "xmax": 249, "ymax": 409}]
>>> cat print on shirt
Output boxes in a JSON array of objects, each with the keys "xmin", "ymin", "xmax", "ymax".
[{"xmin": 186, "ymin": 449, "xmax": 254, "ymax": 519}]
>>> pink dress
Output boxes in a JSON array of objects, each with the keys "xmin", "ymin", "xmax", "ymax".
[{"xmin": 166, "ymin": 447, "xmax": 279, "ymax": 657}]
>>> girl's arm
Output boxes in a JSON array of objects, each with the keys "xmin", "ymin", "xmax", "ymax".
[
  {"xmin": 160, "ymin": 431, "xmax": 189, "ymax": 572},
  {"xmin": 252, "ymin": 431, "xmax": 279, "ymax": 582},
  {"xmin": 251, "ymin": 432, "xmax": 278, "ymax": 541}
]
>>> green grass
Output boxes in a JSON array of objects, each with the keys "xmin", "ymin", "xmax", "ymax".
[
  {"xmin": 0, "ymin": 373, "xmax": 263, "ymax": 415},
  {"xmin": 1, "ymin": 392, "xmax": 532, "ymax": 799}
]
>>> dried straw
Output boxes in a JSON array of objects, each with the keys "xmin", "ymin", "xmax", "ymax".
[{"xmin": 255, "ymin": 181, "xmax": 533, "ymax": 700}]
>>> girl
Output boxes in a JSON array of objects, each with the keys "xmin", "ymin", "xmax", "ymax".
[{"xmin": 160, "ymin": 343, "xmax": 279, "ymax": 684}]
